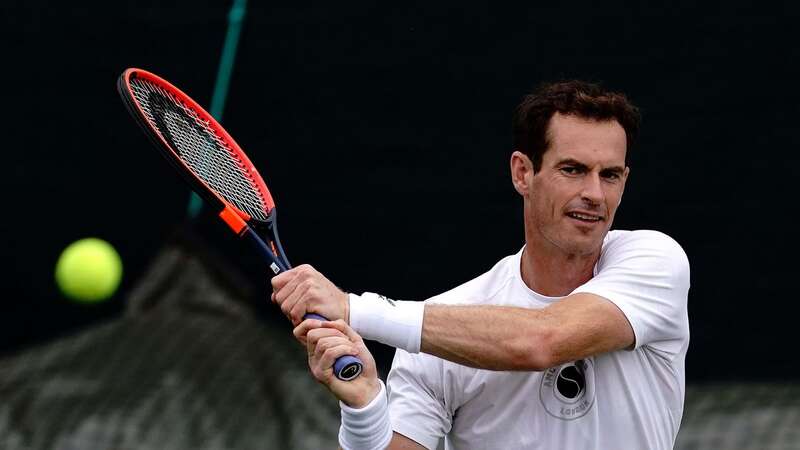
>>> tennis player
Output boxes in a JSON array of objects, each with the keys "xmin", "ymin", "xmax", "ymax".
[{"xmin": 272, "ymin": 80, "xmax": 690, "ymax": 449}]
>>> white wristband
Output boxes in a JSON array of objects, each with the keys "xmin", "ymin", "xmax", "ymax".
[
  {"xmin": 348, "ymin": 292, "xmax": 425, "ymax": 353},
  {"xmin": 338, "ymin": 379, "xmax": 392, "ymax": 450}
]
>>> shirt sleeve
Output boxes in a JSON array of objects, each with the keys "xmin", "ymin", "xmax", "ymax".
[
  {"xmin": 386, "ymin": 349, "xmax": 452, "ymax": 450},
  {"xmin": 572, "ymin": 230, "xmax": 690, "ymax": 358}
]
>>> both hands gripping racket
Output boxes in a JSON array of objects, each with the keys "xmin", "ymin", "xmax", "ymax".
[{"xmin": 117, "ymin": 68, "xmax": 362, "ymax": 381}]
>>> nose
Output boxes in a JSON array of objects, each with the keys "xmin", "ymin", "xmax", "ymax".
[{"xmin": 580, "ymin": 173, "xmax": 605, "ymax": 206}]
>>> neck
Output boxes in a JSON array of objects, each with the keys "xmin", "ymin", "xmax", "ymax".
[{"xmin": 519, "ymin": 242, "xmax": 599, "ymax": 297}]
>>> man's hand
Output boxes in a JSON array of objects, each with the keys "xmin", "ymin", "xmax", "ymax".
[
  {"xmin": 301, "ymin": 318, "xmax": 381, "ymax": 408},
  {"xmin": 270, "ymin": 264, "xmax": 349, "ymax": 326}
]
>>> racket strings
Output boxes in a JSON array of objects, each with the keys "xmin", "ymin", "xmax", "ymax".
[{"xmin": 129, "ymin": 78, "xmax": 270, "ymax": 222}]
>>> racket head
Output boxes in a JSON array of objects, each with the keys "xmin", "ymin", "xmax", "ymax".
[
  {"xmin": 117, "ymin": 68, "xmax": 275, "ymax": 227},
  {"xmin": 118, "ymin": 69, "xmax": 356, "ymax": 380}
]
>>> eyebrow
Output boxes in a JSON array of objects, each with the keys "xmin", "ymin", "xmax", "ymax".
[{"xmin": 557, "ymin": 158, "xmax": 625, "ymax": 174}]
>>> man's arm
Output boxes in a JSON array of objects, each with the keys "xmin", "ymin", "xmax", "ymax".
[
  {"xmin": 276, "ymin": 265, "xmax": 633, "ymax": 371},
  {"xmin": 420, "ymin": 293, "xmax": 633, "ymax": 370}
]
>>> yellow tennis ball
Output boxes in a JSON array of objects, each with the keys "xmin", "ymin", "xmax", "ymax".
[{"xmin": 55, "ymin": 238, "xmax": 123, "ymax": 303}]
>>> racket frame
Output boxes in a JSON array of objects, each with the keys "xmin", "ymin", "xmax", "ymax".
[{"xmin": 117, "ymin": 68, "xmax": 362, "ymax": 381}]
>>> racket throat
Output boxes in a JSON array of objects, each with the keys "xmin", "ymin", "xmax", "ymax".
[
  {"xmin": 218, "ymin": 206, "xmax": 248, "ymax": 235},
  {"xmin": 219, "ymin": 206, "xmax": 292, "ymax": 273},
  {"xmin": 263, "ymin": 209, "xmax": 291, "ymax": 270}
]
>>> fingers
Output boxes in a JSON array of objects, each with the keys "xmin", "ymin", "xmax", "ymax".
[
  {"xmin": 317, "ymin": 341, "xmax": 358, "ymax": 373},
  {"xmin": 281, "ymin": 279, "xmax": 312, "ymax": 325},
  {"xmin": 269, "ymin": 266, "xmax": 297, "ymax": 293},
  {"xmin": 271, "ymin": 264, "xmax": 319, "ymax": 298},
  {"xmin": 320, "ymin": 319, "xmax": 364, "ymax": 345},
  {"xmin": 299, "ymin": 318, "xmax": 363, "ymax": 348},
  {"xmin": 306, "ymin": 328, "xmax": 358, "ymax": 381},
  {"xmin": 289, "ymin": 285, "xmax": 318, "ymax": 324},
  {"xmin": 271, "ymin": 264, "xmax": 348, "ymax": 325},
  {"xmin": 303, "ymin": 319, "xmax": 379, "ymax": 406},
  {"xmin": 313, "ymin": 333, "xmax": 355, "ymax": 361},
  {"xmin": 318, "ymin": 320, "xmax": 377, "ymax": 376},
  {"xmin": 270, "ymin": 265, "xmax": 306, "ymax": 304},
  {"xmin": 271, "ymin": 264, "xmax": 315, "ymax": 322},
  {"xmin": 293, "ymin": 317, "xmax": 323, "ymax": 344},
  {"xmin": 305, "ymin": 326, "xmax": 346, "ymax": 354},
  {"xmin": 296, "ymin": 317, "xmax": 351, "ymax": 339}
]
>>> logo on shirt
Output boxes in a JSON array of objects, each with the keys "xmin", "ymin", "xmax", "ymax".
[{"xmin": 539, "ymin": 359, "xmax": 595, "ymax": 420}]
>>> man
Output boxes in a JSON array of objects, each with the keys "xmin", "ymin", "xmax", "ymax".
[{"xmin": 272, "ymin": 80, "xmax": 690, "ymax": 449}]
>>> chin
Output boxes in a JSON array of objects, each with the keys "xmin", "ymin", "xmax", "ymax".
[
  {"xmin": 534, "ymin": 223, "xmax": 606, "ymax": 256},
  {"xmin": 560, "ymin": 233, "xmax": 604, "ymax": 256},
  {"xmin": 563, "ymin": 244, "xmax": 600, "ymax": 257}
]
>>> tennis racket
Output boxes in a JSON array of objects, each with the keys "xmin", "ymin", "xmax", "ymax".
[{"xmin": 116, "ymin": 68, "xmax": 363, "ymax": 381}]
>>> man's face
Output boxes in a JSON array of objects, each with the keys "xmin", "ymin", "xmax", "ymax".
[{"xmin": 518, "ymin": 113, "xmax": 629, "ymax": 256}]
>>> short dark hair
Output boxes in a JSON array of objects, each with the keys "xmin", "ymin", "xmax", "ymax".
[{"xmin": 512, "ymin": 80, "xmax": 641, "ymax": 172}]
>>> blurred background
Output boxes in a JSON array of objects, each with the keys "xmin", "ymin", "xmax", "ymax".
[{"xmin": 2, "ymin": 1, "xmax": 799, "ymax": 449}]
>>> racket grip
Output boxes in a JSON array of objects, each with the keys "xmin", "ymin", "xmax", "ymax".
[
  {"xmin": 304, "ymin": 313, "xmax": 364, "ymax": 381},
  {"xmin": 240, "ymin": 228, "xmax": 362, "ymax": 380}
]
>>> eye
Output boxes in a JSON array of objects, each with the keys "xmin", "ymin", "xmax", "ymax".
[
  {"xmin": 601, "ymin": 170, "xmax": 622, "ymax": 181},
  {"xmin": 560, "ymin": 166, "xmax": 581, "ymax": 175}
]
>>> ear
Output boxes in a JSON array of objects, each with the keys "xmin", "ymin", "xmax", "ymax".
[
  {"xmin": 618, "ymin": 166, "xmax": 631, "ymax": 206},
  {"xmin": 510, "ymin": 151, "xmax": 532, "ymax": 196}
]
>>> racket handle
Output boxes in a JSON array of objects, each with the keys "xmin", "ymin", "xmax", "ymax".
[
  {"xmin": 240, "ymin": 228, "xmax": 362, "ymax": 380},
  {"xmin": 305, "ymin": 313, "xmax": 364, "ymax": 381}
]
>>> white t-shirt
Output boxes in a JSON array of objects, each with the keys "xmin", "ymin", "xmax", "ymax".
[{"xmin": 386, "ymin": 230, "xmax": 690, "ymax": 450}]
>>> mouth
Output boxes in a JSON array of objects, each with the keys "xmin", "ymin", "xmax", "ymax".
[{"xmin": 565, "ymin": 211, "xmax": 604, "ymax": 224}]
